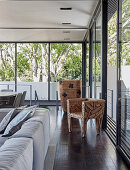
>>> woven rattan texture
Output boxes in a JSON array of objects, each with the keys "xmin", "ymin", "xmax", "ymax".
[
  {"xmin": 59, "ymin": 80, "xmax": 81, "ymax": 113},
  {"xmin": 67, "ymin": 98, "xmax": 105, "ymax": 137}
]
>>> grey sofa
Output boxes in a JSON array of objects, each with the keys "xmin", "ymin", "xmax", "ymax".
[{"xmin": 0, "ymin": 108, "xmax": 50, "ymax": 170}]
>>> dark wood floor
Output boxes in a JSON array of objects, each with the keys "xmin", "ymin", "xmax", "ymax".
[{"xmin": 49, "ymin": 107, "xmax": 129, "ymax": 170}]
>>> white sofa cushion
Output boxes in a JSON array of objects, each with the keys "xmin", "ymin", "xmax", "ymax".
[{"xmin": 0, "ymin": 137, "xmax": 33, "ymax": 170}]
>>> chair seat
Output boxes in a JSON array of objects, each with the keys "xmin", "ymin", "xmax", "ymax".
[{"xmin": 69, "ymin": 112, "xmax": 82, "ymax": 119}]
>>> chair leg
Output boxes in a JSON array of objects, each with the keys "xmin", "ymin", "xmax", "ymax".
[
  {"xmin": 68, "ymin": 116, "xmax": 72, "ymax": 132},
  {"xmin": 96, "ymin": 117, "xmax": 103, "ymax": 134},
  {"xmin": 81, "ymin": 118, "xmax": 87, "ymax": 137}
]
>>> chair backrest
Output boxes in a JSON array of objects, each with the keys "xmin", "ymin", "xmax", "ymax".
[
  {"xmin": 83, "ymin": 99, "xmax": 105, "ymax": 119},
  {"xmin": 20, "ymin": 91, "xmax": 27, "ymax": 106},
  {"xmin": 1, "ymin": 89, "xmax": 13, "ymax": 92},
  {"xmin": 13, "ymin": 93, "xmax": 22, "ymax": 108},
  {"xmin": 59, "ymin": 80, "xmax": 81, "ymax": 113}
]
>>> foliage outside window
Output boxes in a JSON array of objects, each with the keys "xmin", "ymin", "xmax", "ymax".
[
  {"xmin": 0, "ymin": 43, "xmax": 82, "ymax": 82},
  {"xmin": 0, "ymin": 43, "xmax": 15, "ymax": 81}
]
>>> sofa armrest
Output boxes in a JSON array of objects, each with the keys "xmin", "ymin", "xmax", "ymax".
[{"xmin": 0, "ymin": 137, "xmax": 33, "ymax": 170}]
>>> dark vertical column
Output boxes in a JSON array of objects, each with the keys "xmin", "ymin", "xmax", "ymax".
[
  {"xmin": 15, "ymin": 43, "xmax": 17, "ymax": 92},
  {"xmin": 82, "ymin": 42, "xmax": 86, "ymax": 98},
  {"xmin": 101, "ymin": 0, "xmax": 108, "ymax": 129},
  {"xmin": 48, "ymin": 43, "xmax": 50, "ymax": 100},
  {"xmin": 89, "ymin": 29, "xmax": 93, "ymax": 98}
]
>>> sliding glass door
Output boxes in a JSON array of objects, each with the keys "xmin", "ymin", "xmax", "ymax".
[
  {"xmin": 95, "ymin": 11, "xmax": 102, "ymax": 99},
  {"xmin": 117, "ymin": 0, "xmax": 130, "ymax": 161},
  {"xmin": 91, "ymin": 10, "xmax": 102, "ymax": 99},
  {"xmin": 107, "ymin": 10, "xmax": 117, "ymax": 121},
  {"xmin": 86, "ymin": 39, "xmax": 89, "ymax": 98}
]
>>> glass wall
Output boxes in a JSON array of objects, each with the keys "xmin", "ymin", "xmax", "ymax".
[
  {"xmin": 118, "ymin": 0, "xmax": 130, "ymax": 160},
  {"xmin": 0, "ymin": 43, "xmax": 15, "ymax": 91},
  {"xmin": 92, "ymin": 23, "xmax": 96, "ymax": 98},
  {"xmin": 87, "ymin": 0, "xmax": 129, "ymax": 162},
  {"xmin": 86, "ymin": 41, "xmax": 89, "ymax": 97},
  {"xmin": 107, "ymin": 11, "xmax": 117, "ymax": 121},
  {"xmin": 95, "ymin": 11, "xmax": 102, "ymax": 99},
  {"xmin": 17, "ymin": 43, "xmax": 48, "ymax": 101},
  {"xmin": 91, "ymin": 10, "xmax": 102, "ymax": 99},
  {"xmin": 0, "ymin": 43, "xmax": 82, "ymax": 102},
  {"xmin": 50, "ymin": 43, "xmax": 82, "ymax": 100}
]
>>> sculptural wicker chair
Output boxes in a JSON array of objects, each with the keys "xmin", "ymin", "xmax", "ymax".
[
  {"xmin": 67, "ymin": 98, "xmax": 105, "ymax": 137},
  {"xmin": 59, "ymin": 80, "xmax": 81, "ymax": 114}
]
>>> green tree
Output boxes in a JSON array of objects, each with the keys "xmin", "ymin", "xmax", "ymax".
[
  {"xmin": 0, "ymin": 43, "xmax": 15, "ymax": 81},
  {"xmin": 16, "ymin": 43, "xmax": 82, "ymax": 82},
  {"xmin": 108, "ymin": 0, "xmax": 130, "ymax": 66}
]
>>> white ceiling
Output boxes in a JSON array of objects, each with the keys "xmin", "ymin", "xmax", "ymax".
[{"xmin": 0, "ymin": 0, "xmax": 98, "ymax": 42}]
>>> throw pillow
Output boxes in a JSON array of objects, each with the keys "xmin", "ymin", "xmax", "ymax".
[
  {"xmin": 2, "ymin": 106, "xmax": 36, "ymax": 137},
  {"xmin": 0, "ymin": 108, "xmax": 23, "ymax": 134}
]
